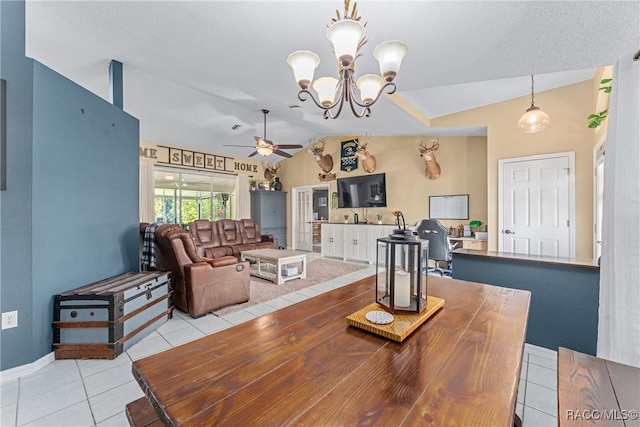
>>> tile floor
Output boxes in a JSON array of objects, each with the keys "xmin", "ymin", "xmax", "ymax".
[{"xmin": 0, "ymin": 256, "xmax": 558, "ymax": 427}]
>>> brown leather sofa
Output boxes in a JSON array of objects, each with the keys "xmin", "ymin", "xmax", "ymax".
[
  {"xmin": 188, "ymin": 218, "xmax": 277, "ymax": 259},
  {"xmin": 153, "ymin": 224, "xmax": 250, "ymax": 318}
]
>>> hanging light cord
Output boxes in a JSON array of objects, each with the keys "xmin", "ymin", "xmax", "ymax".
[{"xmin": 530, "ymin": 75, "xmax": 536, "ymax": 108}]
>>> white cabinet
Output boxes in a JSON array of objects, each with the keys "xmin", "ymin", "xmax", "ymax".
[
  {"xmin": 321, "ymin": 223, "xmax": 344, "ymax": 259},
  {"xmin": 321, "ymin": 224, "xmax": 403, "ymax": 264}
]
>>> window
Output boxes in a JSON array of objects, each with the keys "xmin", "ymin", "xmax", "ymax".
[{"xmin": 154, "ymin": 168, "xmax": 237, "ymax": 226}]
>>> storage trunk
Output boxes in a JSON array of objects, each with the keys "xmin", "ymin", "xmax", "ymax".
[{"xmin": 53, "ymin": 271, "xmax": 172, "ymax": 359}]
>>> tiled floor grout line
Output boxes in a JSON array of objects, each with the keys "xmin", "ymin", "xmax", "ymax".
[{"xmin": 76, "ymin": 359, "xmax": 98, "ymax": 427}]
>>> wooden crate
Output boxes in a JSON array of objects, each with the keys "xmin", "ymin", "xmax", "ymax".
[{"xmin": 53, "ymin": 271, "xmax": 172, "ymax": 359}]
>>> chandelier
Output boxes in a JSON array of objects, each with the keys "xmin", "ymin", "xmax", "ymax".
[
  {"xmin": 287, "ymin": 0, "xmax": 408, "ymax": 119},
  {"xmin": 517, "ymin": 75, "xmax": 550, "ymax": 133}
]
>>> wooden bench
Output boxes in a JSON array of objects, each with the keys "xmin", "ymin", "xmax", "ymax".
[
  {"xmin": 125, "ymin": 397, "xmax": 162, "ymax": 427},
  {"xmin": 558, "ymin": 347, "xmax": 640, "ymax": 426}
]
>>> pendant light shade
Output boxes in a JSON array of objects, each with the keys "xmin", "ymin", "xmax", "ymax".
[{"xmin": 518, "ymin": 75, "xmax": 549, "ymax": 133}]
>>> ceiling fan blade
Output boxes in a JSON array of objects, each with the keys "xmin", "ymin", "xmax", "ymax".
[
  {"xmin": 248, "ymin": 151, "xmax": 259, "ymax": 158},
  {"xmin": 272, "ymin": 144, "xmax": 303, "ymax": 149},
  {"xmin": 273, "ymin": 149, "xmax": 292, "ymax": 158}
]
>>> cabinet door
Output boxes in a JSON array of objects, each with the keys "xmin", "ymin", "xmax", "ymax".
[
  {"xmin": 260, "ymin": 192, "xmax": 286, "ymax": 229},
  {"xmin": 331, "ymin": 225, "xmax": 344, "ymax": 258},
  {"xmin": 343, "ymin": 226, "xmax": 371, "ymax": 262},
  {"xmin": 321, "ymin": 224, "xmax": 344, "ymax": 258},
  {"xmin": 321, "ymin": 224, "xmax": 333, "ymax": 257},
  {"xmin": 368, "ymin": 226, "xmax": 388, "ymax": 264},
  {"xmin": 343, "ymin": 226, "xmax": 358, "ymax": 261}
]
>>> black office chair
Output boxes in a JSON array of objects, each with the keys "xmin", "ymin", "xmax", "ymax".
[{"xmin": 416, "ymin": 219, "xmax": 456, "ymax": 276}]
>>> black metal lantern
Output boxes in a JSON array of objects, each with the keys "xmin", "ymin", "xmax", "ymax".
[{"xmin": 375, "ymin": 214, "xmax": 428, "ymax": 314}]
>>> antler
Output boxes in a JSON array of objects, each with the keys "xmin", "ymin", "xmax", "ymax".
[
  {"xmin": 418, "ymin": 138, "xmax": 439, "ymax": 150},
  {"xmin": 312, "ymin": 138, "xmax": 326, "ymax": 151}
]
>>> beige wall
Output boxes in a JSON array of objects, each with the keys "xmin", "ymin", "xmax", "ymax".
[
  {"xmin": 278, "ymin": 135, "xmax": 488, "ymax": 245},
  {"xmin": 432, "ymin": 80, "xmax": 596, "ymax": 258},
  {"xmin": 140, "ymin": 77, "xmax": 599, "ymax": 260}
]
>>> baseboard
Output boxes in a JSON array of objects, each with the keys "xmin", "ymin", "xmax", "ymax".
[{"xmin": 0, "ymin": 352, "xmax": 55, "ymax": 385}]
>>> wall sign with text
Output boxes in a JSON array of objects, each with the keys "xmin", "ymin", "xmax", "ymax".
[
  {"xmin": 340, "ymin": 137, "xmax": 359, "ymax": 172},
  {"xmin": 139, "ymin": 144, "xmax": 258, "ymax": 174}
]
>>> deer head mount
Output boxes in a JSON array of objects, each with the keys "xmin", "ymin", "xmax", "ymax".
[
  {"xmin": 308, "ymin": 138, "xmax": 334, "ymax": 174},
  {"xmin": 355, "ymin": 136, "xmax": 376, "ymax": 173},
  {"xmin": 418, "ymin": 139, "xmax": 441, "ymax": 180},
  {"xmin": 263, "ymin": 162, "xmax": 281, "ymax": 181}
]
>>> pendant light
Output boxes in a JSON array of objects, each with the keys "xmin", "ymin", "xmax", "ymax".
[{"xmin": 517, "ymin": 75, "xmax": 550, "ymax": 133}]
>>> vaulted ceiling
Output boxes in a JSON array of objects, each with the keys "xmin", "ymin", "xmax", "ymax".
[{"xmin": 25, "ymin": 1, "xmax": 640, "ymax": 159}]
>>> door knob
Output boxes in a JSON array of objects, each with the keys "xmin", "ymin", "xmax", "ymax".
[{"xmin": 504, "ymin": 229, "xmax": 515, "ymax": 234}]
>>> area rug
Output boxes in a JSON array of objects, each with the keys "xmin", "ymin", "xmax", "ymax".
[{"xmin": 213, "ymin": 258, "xmax": 368, "ymax": 316}]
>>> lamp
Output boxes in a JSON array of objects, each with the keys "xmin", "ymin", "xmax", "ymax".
[
  {"xmin": 374, "ymin": 210, "xmax": 428, "ymax": 314},
  {"xmin": 518, "ymin": 75, "xmax": 550, "ymax": 133},
  {"xmin": 256, "ymin": 145, "xmax": 273, "ymax": 156},
  {"xmin": 287, "ymin": 1, "xmax": 408, "ymax": 119}
]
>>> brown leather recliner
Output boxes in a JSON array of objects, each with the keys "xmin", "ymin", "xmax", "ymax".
[
  {"xmin": 154, "ymin": 224, "xmax": 250, "ymax": 318},
  {"xmin": 188, "ymin": 218, "xmax": 277, "ymax": 259}
]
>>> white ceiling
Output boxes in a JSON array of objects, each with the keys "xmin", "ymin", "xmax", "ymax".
[{"xmin": 24, "ymin": 1, "xmax": 640, "ymax": 160}]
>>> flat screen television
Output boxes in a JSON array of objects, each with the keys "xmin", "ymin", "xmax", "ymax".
[{"xmin": 337, "ymin": 173, "xmax": 387, "ymax": 208}]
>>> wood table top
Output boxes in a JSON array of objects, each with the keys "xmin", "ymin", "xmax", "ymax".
[
  {"xmin": 558, "ymin": 347, "xmax": 640, "ymax": 427},
  {"xmin": 132, "ymin": 275, "xmax": 531, "ymax": 426}
]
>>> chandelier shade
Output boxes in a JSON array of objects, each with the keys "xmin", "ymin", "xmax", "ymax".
[
  {"xmin": 313, "ymin": 77, "xmax": 339, "ymax": 107},
  {"xmin": 373, "ymin": 41, "xmax": 409, "ymax": 82},
  {"xmin": 287, "ymin": 1, "xmax": 407, "ymax": 119},
  {"xmin": 326, "ymin": 19, "xmax": 365, "ymax": 67},
  {"xmin": 356, "ymin": 74, "xmax": 385, "ymax": 104},
  {"xmin": 518, "ymin": 75, "xmax": 550, "ymax": 133},
  {"xmin": 287, "ymin": 51, "xmax": 320, "ymax": 90}
]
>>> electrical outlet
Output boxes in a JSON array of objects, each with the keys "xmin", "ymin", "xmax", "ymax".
[{"xmin": 2, "ymin": 311, "xmax": 18, "ymax": 330}]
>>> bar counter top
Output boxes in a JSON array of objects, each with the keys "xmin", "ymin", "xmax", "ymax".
[{"xmin": 453, "ymin": 248, "xmax": 600, "ymax": 269}]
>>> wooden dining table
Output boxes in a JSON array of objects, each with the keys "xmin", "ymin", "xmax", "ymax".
[{"xmin": 130, "ymin": 274, "xmax": 531, "ymax": 426}]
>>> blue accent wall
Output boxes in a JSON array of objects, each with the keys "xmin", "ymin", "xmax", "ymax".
[
  {"xmin": 1, "ymin": 0, "xmax": 35, "ymax": 371},
  {"xmin": 31, "ymin": 62, "xmax": 139, "ymax": 359},
  {"xmin": 1, "ymin": 0, "xmax": 140, "ymax": 369},
  {"xmin": 452, "ymin": 253, "xmax": 600, "ymax": 355}
]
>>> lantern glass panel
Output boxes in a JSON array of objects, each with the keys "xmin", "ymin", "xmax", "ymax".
[{"xmin": 375, "ymin": 237, "xmax": 428, "ymax": 314}]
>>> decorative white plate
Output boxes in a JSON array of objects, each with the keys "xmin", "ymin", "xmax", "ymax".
[{"xmin": 365, "ymin": 310, "xmax": 394, "ymax": 325}]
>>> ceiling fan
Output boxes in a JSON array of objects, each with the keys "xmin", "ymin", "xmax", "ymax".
[{"xmin": 224, "ymin": 109, "xmax": 303, "ymax": 158}]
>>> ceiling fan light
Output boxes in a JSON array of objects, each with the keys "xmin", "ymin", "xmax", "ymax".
[
  {"xmin": 517, "ymin": 106, "xmax": 550, "ymax": 133},
  {"xmin": 356, "ymin": 74, "xmax": 385, "ymax": 104},
  {"xmin": 256, "ymin": 145, "xmax": 273, "ymax": 156},
  {"xmin": 326, "ymin": 19, "xmax": 365, "ymax": 67},
  {"xmin": 373, "ymin": 40, "xmax": 408, "ymax": 82},
  {"xmin": 287, "ymin": 50, "xmax": 320, "ymax": 90},
  {"xmin": 313, "ymin": 77, "xmax": 339, "ymax": 107}
]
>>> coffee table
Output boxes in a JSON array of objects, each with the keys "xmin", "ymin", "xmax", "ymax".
[{"xmin": 240, "ymin": 248, "xmax": 307, "ymax": 285}]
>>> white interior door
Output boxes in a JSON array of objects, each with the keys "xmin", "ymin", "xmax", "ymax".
[
  {"xmin": 499, "ymin": 152, "xmax": 574, "ymax": 257},
  {"xmin": 294, "ymin": 188, "xmax": 313, "ymax": 251}
]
